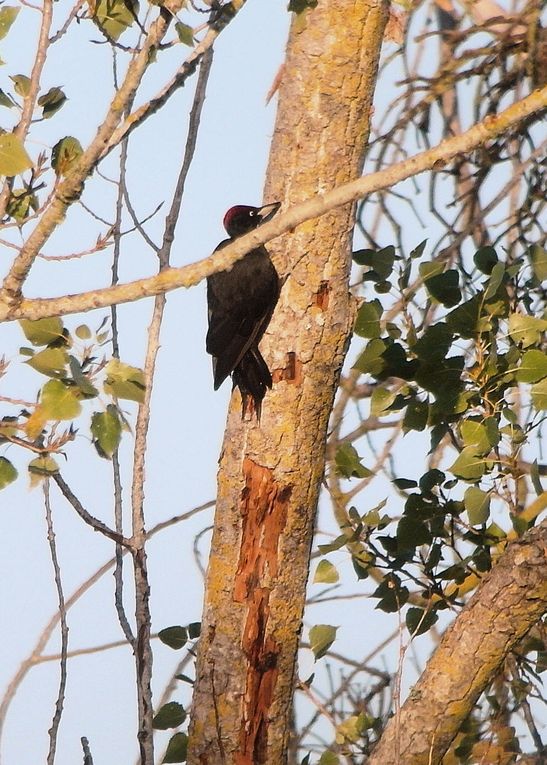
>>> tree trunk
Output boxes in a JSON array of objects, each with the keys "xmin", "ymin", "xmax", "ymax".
[{"xmin": 187, "ymin": 1, "xmax": 389, "ymax": 763}]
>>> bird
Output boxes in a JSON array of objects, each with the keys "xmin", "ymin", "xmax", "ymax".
[{"xmin": 206, "ymin": 202, "xmax": 281, "ymax": 418}]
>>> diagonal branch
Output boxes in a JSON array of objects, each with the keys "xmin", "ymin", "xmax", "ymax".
[
  {"xmin": 367, "ymin": 520, "xmax": 547, "ymax": 765},
  {"xmin": 1, "ymin": 84, "xmax": 545, "ymax": 324},
  {"xmin": 0, "ymin": 0, "xmax": 244, "ymax": 307}
]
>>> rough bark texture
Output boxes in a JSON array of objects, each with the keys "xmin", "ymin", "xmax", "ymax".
[
  {"xmin": 187, "ymin": 2, "xmax": 389, "ymax": 763},
  {"xmin": 367, "ymin": 521, "xmax": 547, "ymax": 765}
]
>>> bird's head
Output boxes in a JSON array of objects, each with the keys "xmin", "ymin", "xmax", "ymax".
[{"xmin": 223, "ymin": 202, "xmax": 281, "ymax": 238}]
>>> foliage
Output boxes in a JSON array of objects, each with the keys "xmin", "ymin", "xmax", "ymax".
[{"xmin": 0, "ymin": 318, "xmax": 143, "ymax": 485}]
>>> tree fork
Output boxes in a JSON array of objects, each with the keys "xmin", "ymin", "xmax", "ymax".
[{"xmin": 187, "ymin": 1, "xmax": 389, "ymax": 763}]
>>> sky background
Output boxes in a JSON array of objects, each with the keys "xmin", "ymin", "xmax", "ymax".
[{"xmin": 0, "ymin": 0, "xmax": 545, "ymax": 763}]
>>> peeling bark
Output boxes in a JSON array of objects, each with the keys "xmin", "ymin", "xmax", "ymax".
[{"xmin": 187, "ymin": 1, "xmax": 389, "ymax": 763}]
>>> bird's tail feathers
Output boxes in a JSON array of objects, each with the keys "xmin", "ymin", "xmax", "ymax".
[{"xmin": 232, "ymin": 348, "xmax": 273, "ymax": 419}]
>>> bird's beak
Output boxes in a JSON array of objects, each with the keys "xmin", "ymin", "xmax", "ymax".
[{"xmin": 257, "ymin": 202, "xmax": 281, "ymax": 224}]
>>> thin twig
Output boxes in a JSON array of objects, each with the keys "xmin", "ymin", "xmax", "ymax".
[{"xmin": 44, "ymin": 479, "xmax": 69, "ymax": 765}]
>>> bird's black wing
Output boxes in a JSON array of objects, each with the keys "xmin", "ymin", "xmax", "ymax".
[{"xmin": 206, "ymin": 245, "xmax": 279, "ymax": 390}]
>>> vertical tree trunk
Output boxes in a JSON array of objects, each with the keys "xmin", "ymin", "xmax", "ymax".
[{"xmin": 188, "ymin": 2, "xmax": 389, "ymax": 763}]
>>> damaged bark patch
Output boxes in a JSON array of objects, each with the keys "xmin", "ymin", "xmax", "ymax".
[
  {"xmin": 313, "ymin": 279, "xmax": 331, "ymax": 310},
  {"xmin": 272, "ymin": 351, "xmax": 303, "ymax": 385},
  {"xmin": 234, "ymin": 458, "xmax": 292, "ymax": 765}
]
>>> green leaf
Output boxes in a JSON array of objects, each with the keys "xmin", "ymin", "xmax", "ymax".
[
  {"xmin": 370, "ymin": 386, "xmax": 396, "ymax": 416},
  {"xmin": 40, "ymin": 380, "xmax": 81, "ymax": 420},
  {"xmin": 530, "ymin": 460, "xmax": 543, "ymax": 497},
  {"xmin": 508, "ymin": 314, "xmax": 547, "ymax": 348},
  {"xmin": 528, "ymin": 244, "xmax": 547, "ymax": 282},
  {"xmin": 28, "ymin": 455, "xmax": 59, "ymax": 476},
  {"xmin": 354, "ymin": 245, "xmax": 397, "ymax": 280},
  {"xmin": 406, "ymin": 607, "xmax": 438, "ymax": 637},
  {"xmin": 335, "ymin": 443, "xmax": 372, "ymax": 479},
  {"xmin": 449, "ymin": 447, "xmax": 485, "ymax": 481},
  {"xmin": 19, "ymin": 317, "xmax": 64, "ymax": 346},
  {"xmin": 0, "ymin": 6, "xmax": 19, "ymax": 39},
  {"xmin": 474, "ymin": 246, "xmax": 498, "ymax": 275},
  {"xmin": 104, "ymin": 359, "xmax": 145, "ymax": 402},
  {"xmin": 410, "ymin": 239, "xmax": 427, "ymax": 259},
  {"xmin": 393, "ymin": 477, "xmax": 417, "ymax": 490},
  {"xmin": 0, "ymin": 457, "xmax": 17, "ymax": 489},
  {"xmin": 26, "ymin": 347, "xmax": 68, "ymax": 377},
  {"xmin": 460, "ymin": 420, "xmax": 491, "ymax": 455},
  {"xmin": 419, "ymin": 468, "xmax": 445, "ymax": 493},
  {"xmin": 159, "ymin": 626, "xmax": 187, "ymax": 650},
  {"xmin": 353, "ymin": 338, "xmax": 386, "ymax": 375},
  {"xmin": 0, "ymin": 89, "xmax": 14, "ymax": 108},
  {"xmin": 162, "ymin": 732, "xmax": 188, "ymax": 763},
  {"xmin": 91, "ymin": 406, "xmax": 121, "ymax": 459},
  {"xmin": 464, "ymin": 486, "xmax": 491, "ymax": 525},
  {"xmin": 531, "ymin": 378, "xmax": 547, "ymax": 410},
  {"xmin": 153, "ymin": 702, "xmax": 186, "ymax": 730},
  {"xmin": 175, "ymin": 21, "xmax": 194, "ymax": 45},
  {"xmin": 313, "ymin": 559, "xmax": 339, "ymax": 584},
  {"xmin": 10, "ymin": 74, "xmax": 31, "ymax": 97},
  {"xmin": 354, "ymin": 300, "xmax": 382, "ymax": 338},
  {"xmin": 403, "ymin": 399, "xmax": 429, "ymax": 432},
  {"xmin": 396, "ymin": 516, "xmax": 431, "ymax": 551},
  {"xmin": 309, "ymin": 624, "xmax": 337, "ymax": 660},
  {"xmin": 0, "ymin": 132, "xmax": 32, "ymax": 176},
  {"xmin": 187, "ymin": 622, "xmax": 200, "ymax": 639},
  {"xmin": 515, "ymin": 350, "xmax": 547, "ymax": 383},
  {"xmin": 93, "ymin": 0, "xmax": 139, "ymax": 40},
  {"xmin": 422, "ymin": 268, "xmax": 461, "ymax": 307},
  {"xmin": 37, "ymin": 87, "xmax": 67, "ymax": 119},
  {"xmin": 483, "ymin": 262, "xmax": 505, "ymax": 301},
  {"xmin": 413, "ymin": 323, "xmax": 453, "ymax": 362},
  {"xmin": 372, "ymin": 574, "xmax": 409, "ymax": 612},
  {"xmin": 69, "ymin": 356, "xmax": 99, "ymax": 398},
  {"xmin": 51, "ymin": 136, "xmax": 83, "ymax": 176}
]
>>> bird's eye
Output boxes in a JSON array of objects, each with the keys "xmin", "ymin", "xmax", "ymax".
[{"xmin": 249, "ymin": 210, "xmax": 257, "ymax": 216}]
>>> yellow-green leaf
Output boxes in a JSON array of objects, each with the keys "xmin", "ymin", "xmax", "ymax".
[
  {"xmin": 531, "ymin": 378, "xmax": 547, "ymax": 410},
  {"xmin": 93, "ymin": 0, "xmax": 139, "ymax": 40},
  {"xmin": 0, "ymin": 132, "xmax": 32, "ymax": 176},
  {"xmin": 40, "ymin": 380, "xmax": 81, "ymax": 420},
  {"xmin": 309, "ymin": 624, "xmax": 337, "ymax": 661},
  {"xmin": 313, "ymin": 559, "xmax": 339, "ymax": 584},
  {"xmin": 464, "ymin": 486, "xmax": 491, "ymax": 525},
  {"xmin": 20, "ymin": 317, "xmax": 64, "ymax": 346},
  {"xmin": 10, "ymin": 74, "xmax": 30, "ymax": 97},
  {"xmin": 28, "ymin": 455, "xmax": 59, "ymax": 477},
  {"xmin": 26, "ymin": 347, "xmax": 68, "ymax": 378},
  {"xmin": 51, "ymin": 136, "xmax": 83, "ymax": 176},
  {"xmin": 75, "ymin": 324, "xmax": 92, "ymax": 340},
  {"xmin": 37, "ymin": 87, "xmax": 66, "ymax": 119},
  {"xmin": 6, "ymin": 188, "xmax": 38, "ymax": 223},
  {"xmin": 175, "ymin": 21, "xmax": 194, "ymax": 46},
  {"xmin": 0, "ymin": 6, "xmax": 19, "ymax": 39},
  {"xmin": 0, "ymin": 456, "xmax": 17, "ymax": 489},
  {"xmin": 104, "ymin": 359, "xmax": 145, "ymax": 403}
]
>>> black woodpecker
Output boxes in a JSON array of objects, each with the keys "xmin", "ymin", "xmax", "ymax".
[{"xmin": 206, "ymin": 202, "xmax": 281, "ymax": 418}]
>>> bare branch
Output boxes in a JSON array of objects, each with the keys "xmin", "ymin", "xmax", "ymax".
[{"xmin": 1, "ymin": 84, "xmax": 544, "ymax": 323}]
